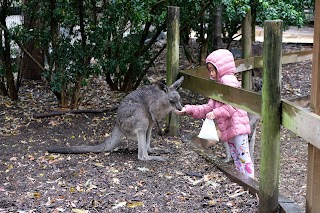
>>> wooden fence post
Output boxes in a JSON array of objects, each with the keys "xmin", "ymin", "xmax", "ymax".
[
  {"xmin": 259, "ymin": 20, "xmax": 283, "ymax": 213},
  {"xmin": 166, "ymin": 6, "xmax": 180, "ymax": 136},
  {"xmin": 241, "ymin": 9, "xmax": 252, "ymax": 90},
  {"xmin": 306, "ymin": 0, "xmax": 320, "ymax": 212}
]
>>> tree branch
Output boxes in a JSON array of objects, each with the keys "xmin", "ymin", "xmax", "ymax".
[{"xmin": 33, "ymin": 106, "xmax": 118, "ymax": 119}]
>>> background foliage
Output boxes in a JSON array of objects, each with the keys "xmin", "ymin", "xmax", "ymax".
[{"xmin": 0, "ymin": 0, "xmax": 314, "ymax": 108}]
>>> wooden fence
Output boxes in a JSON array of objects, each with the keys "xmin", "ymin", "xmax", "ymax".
[{"xmin": 166, "ymin": 4, "xmax": 320, "ymax": 213}]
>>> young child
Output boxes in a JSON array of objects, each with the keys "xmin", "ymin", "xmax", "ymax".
[{"xmin": 175, "ymin": 49, "xmax": 254, "ymax": 178}]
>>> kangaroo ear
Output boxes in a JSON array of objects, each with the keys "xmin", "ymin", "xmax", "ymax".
[
  {"xmin": 170, "ymin": 76, "xmax": 184, "ymax": 89},
  {"xmin": 155, "ymin": 81, "xmax": 168, "ymax": 93}
]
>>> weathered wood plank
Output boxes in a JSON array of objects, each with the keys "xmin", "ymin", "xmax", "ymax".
[
  {"xmin": 307, "ymin": 0, "xmax": 320, "ymax": 212},
  {"xmin": 259, "ymin": 20, "xmax": 282, "ymax": 213},
  {"xmin": 282, "ymin": 50, "xmax": 313, "ymax": 65},
  {"xmin": 183, "ymin": 50, "xmax": 313, "ymax": 75},
  {"xmin": 289, "ymin": 95, "xmax": 310, "ymax": 108},
  {"xmin": 310, "ymin": 4, "xmax": 320, "ymax": 114},
  {"xmin": 236, "ymin": 57, "xmax": 256, "ymax": 72},
  {"xmin": 237, "ymin": 50, "xmax": 312, "ymax": 71},
  {"xmin": 278, "ymin": 195, "xmax": 303, "ymax": 213},
  {"xmin": 166, "ymin": 6, "xmax": 180, "ymax": 136},
  {"xmin": 179, "ymin": 71, "xmax": 262, "ymax": 115},
  {"xmin": 241, "ymin": 10, "xmax": 253, "ymax": 89},
  {"xmin": 282, "ymin": 100, "xmax": 320, "ymax": 150},
  {"xmin": 189, "ymin": 135, "xmax": 303, "ymax": 213},
  {"xmin": 180, "ymin": 66, "xmax": 208, "ymax": 78}
]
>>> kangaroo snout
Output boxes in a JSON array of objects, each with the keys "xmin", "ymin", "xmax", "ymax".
[{"xmin": 175, "ymin": 103, "xmax": 183, "ymax": 111}]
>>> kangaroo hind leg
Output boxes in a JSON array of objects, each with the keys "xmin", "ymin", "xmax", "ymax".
[
  {"xmin": 145, "ymin": 125, "xmax": 171, "ymax": 154},
  {"xmin": 137, "ymin": 129, "xmax": 167, "ymax": 161}
]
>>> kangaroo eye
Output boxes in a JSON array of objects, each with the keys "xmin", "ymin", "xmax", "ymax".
[{"xmin": 169, "ymin": 100, "xmax": 175, "ymax": 104}]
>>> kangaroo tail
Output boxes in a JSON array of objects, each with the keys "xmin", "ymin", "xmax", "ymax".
[
  {"xmin": 48, "ymin": 126, "xmax": 123, "ymax": 154},
  {"xmin": 47, "ymin": 141, "xmax": 108, "ymax": 154}
]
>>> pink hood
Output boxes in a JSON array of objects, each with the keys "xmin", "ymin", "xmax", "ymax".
[
  {"xmin": 206, "ymin": 49, "xmax": 240, "ymax": 87},
  {"xmin": 185, "ymin": 49, "xmax": 250, "ymax": 141}
]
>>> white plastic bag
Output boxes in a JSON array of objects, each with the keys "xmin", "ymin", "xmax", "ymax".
[{"xmin": 198, "ymin": 118, "xmax": 219, "ymax": 141}]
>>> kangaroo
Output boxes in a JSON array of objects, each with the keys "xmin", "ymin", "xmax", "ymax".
[{"xmin": 48, "ymin": 76, "xmax": 184, "ymax": 161}]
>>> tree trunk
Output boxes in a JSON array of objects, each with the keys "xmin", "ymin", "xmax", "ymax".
[
  {"xmin": 0, "ymin": 3, "xmax": 18, "ymax": 100},
  {"xmin": 121, "ymin": 63, "xmax": 135, "ymax": 93},
  {"xmin": 241, "ymin": 10, "xmax": 253, "ymax": 90},
  {"xmin": 21, "ymin": 45, "xmax": 43, "ymax": 80},
  {"xmin": 21, "ymin": 0, "xmax": 43, "ymax": 80},
  {"xmin": 3, "ymin": 28, "xmax": 18, "ymax": 100},
  {"xmin": 0, "ymin": 23, "xmax": 7, "ymax": 96},
  {"xmin": 199, "ymin": 14, "xmax": 208, "ymax": 65},
  {"xmin": 70, "ymin": 75, "xmax": 83, "ymax": 109},
  {"xmin": 250, "ymin": 0, "xmax": 257, "ymax": 42},
  {"xmin": 199, "ymin": 38, "xmax": 208, "ymax": 65},
  {"xmin": 70, "ymin": 0, "xmax": 86, "ymax": 109},
  {"xmin": 211, "ymin": 6, "xmax": 222, "ymax": 51},
  {"xmin": 48, "ymin": 0, "xmax": 67, "ymax": 107}
]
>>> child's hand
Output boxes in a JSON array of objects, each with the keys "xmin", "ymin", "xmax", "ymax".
[
  {"xmin": 206, "ymin": 112, "xmax": 215, "ymax": 120},
  {"xmin": 175, "ymin": 107, "xmax": 186, "ymax": 115}
]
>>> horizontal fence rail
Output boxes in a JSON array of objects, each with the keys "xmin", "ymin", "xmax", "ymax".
[
  {"xmin": 179, "ymin": 70, "xmax": 262, "ymax": 115},
  {"xmin": 187, "ymin": 50, "xmax": 313, "ymax": 74}
]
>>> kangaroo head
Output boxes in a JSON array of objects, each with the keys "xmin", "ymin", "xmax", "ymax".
[
  {"xmin": 167, "ymin": 89, "xmax": 183, "ymax": 111},
  {"xmin": 155, "ymin": 76, "xmax": 184, "ymax": 111}
]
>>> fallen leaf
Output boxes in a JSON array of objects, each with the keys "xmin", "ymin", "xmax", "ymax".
[
  {"xmin": 34, "ymin": 192, "xmax": 41, "ymax": 199},
  {"xmin": 45, "ymin": 197, "xmax": 56, "ymax": 206},
  {"xmin": 228, "ymin": 190, "xmax": 248, "ymax": 198},
  {"xmin": 9, "ymin": 157, "xmax": 17, "ymax": 161},
  {"xmin": 137, "ymin": 167, "xmax": 149, "ymax": 172},
  {"xmin": 93, "ymin": 162, "xmax": 104, "ymax": 167},
  {"xmin": 5, "ymin": 164, "xmax": 14, "ymax": 173},
  {"xmin": 113, "ymin": 178, "xmax": 120, "ymax": 184},
  {"xmin": 208, "ymin": 199, "xmax": 216, "ymax": 206},
  {"xmin": 72, "ymin": 209, "xmax": 89, "ymax": 213},
  {"xmin": 112, "ymin": 201, "xmax": 126, "ymax": 209},
  {"xmin": 127, "ymin": 201, "xmax": 144, "ymax": 208}
]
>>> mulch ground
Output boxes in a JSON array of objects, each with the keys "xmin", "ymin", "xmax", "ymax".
[{"xmin": 0, "ymin": 42, "xmax": 313, "ymax": 212}]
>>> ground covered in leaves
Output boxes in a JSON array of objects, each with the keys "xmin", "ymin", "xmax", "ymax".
[{"xmin": 0, "ymin": 42, "xmax": 313, "ymax": 213}]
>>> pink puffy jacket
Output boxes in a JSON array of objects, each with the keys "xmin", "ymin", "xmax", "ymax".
[{"xmin": 184, "ymin": 49, "xmax": 250, "ymax": 142}]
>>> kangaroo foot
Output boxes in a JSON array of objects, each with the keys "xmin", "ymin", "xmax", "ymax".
[
  {"xmin": 138, "ymin": 155, "xmax": 168, "ymax": 161},
  {"xmin": 148, "ymin": 147, "xmax": 171, "ymax": 154}
]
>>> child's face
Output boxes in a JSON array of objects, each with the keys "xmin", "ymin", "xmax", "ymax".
[{"xmin": 207, "ymin": 63, "xmax": 217, "ymax": 80}]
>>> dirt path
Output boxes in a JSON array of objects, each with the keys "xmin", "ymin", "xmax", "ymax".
[{"xmin": 0, "ymin": 43, "xmax": 313, "ymax": 212}]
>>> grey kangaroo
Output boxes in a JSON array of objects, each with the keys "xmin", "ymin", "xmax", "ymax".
[{"xmin": 48, "ymin": 76, "xmax": 184, "ymax": 161}]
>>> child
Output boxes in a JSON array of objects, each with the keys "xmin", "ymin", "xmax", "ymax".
[{"xmin": 175, "ymin": 49, "xmax": 254, "ymax": 178}]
